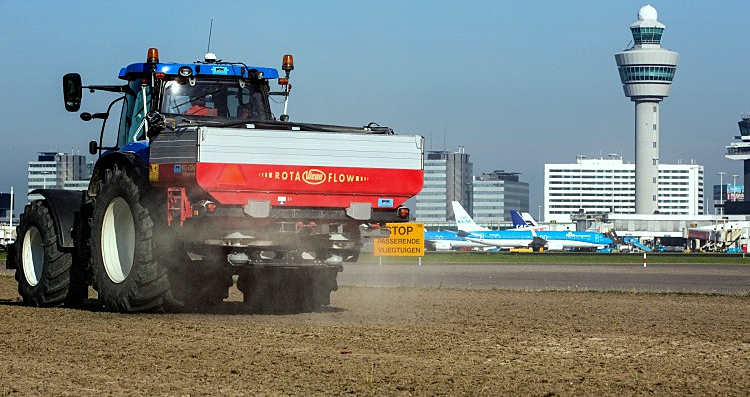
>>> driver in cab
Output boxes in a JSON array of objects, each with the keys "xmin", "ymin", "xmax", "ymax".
[{"xmin": 186, "ymin": 96, "xmax": 217, "ymax": 116}]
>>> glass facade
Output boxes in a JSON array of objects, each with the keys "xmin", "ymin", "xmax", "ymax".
[
  {"xmin": 472, "ymin": 179, "xmax": 529, "ymax": 223},
  {"xmin": 618, "ymin": 66, "xmax": 676, "ymax": 83},
  {"xmin": 415, "ymin": 151, "xmax": 473, "ymax": 223},
  {"xmin": 630, "ymin": 27, "xmax": 663, "ymax": 44}
]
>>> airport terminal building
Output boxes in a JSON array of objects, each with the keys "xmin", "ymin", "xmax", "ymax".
[{"xmin": 544, "ymin": 157, "xmax": 704, "ymax": 222}]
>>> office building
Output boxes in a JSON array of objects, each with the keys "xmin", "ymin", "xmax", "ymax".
[
  {"xmin": 415, "ymin": 148, "xmax": 473, "ymax": 224},
  {"xmin": 472, "ymin": 170, "xmax": 529, "ymax": 224},
  {"xmin": 615, "ymin": 5, "xmax": 679, "ymax": 214},
  {"xmin": 414, "ymin": 148, "xmax": 530, "ymax": 227},
  {"xmin": 544, "ymin": 156, "xmax": 703, "ymax": 222},
  {"xmin": 27, "ymin": 152, "xmax": 91, "ymax": 199}
]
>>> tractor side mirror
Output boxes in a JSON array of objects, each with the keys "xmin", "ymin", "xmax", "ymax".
[{"xmin": 63, "ymin": 73, "xmax": 82, "ymax": 112}]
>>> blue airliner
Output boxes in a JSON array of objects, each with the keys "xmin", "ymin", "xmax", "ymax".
[
  {"xmin": 424, "ymin": 230, "xmax": 489, "ymax": 250},
  {"xmin": 452, "ymin": 202, "xmax": 612, "ymax": 251},
  {"xmin": 423, "ymin": 209, "xmax": 535, "ymax": 251}
]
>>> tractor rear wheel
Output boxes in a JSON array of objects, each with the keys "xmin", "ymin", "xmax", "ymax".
[{"xmin": 14, "ymin": 201, "xmax": 78, "ymax": 307}]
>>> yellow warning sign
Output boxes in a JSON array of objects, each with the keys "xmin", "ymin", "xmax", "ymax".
[{"xmin": 374, "ymin": 223, "xmax": 424, "ymax": 257}]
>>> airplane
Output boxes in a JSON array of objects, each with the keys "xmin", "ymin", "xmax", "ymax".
[
  {"xmin": 423, "ymin": 230, "xmax": 490, "ymax": 251},
  {"xmin": 452, "ymin": 201, "xmax": 612, "ymax": 251}
]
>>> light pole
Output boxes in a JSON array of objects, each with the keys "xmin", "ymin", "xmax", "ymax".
[
  {"xmin": 732, "ymin": 174, "xmax": 739, "ymax": 201},
  {"xmin": 608, "ymin": 153, "xmax": 618, "ymax": 213},
  {"xmin": 537, "ymin": 205, "xmax": 542, "ymax": 222},
  {"xmin": 38, "ymin": 170, "xmax": 56, "ymax": 191},
  {"xmin": 718, "ymin": 172, "xmax": 726, "ymax": 215},
  {"xmin": 8, "ymin": 186, "xmax": 13, "ymax": 231},
  {"xmin": 577, "ymin": 155, "xmax": 586, "ymax": 211},
  {"xmin": 41, "ymin": 171, "xmax": 52, "ymax": 189}
]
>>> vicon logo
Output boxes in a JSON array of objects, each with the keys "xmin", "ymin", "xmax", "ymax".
[
  {"xmin": 257, "ymin": 168, "xmax": 369, "ymax": 184},
  {"xmin": 302, "ymin": 169, "xmax": 326, "ymax": 185}
]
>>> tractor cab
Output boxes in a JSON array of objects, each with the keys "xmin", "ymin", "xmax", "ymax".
[{"xmin": 63, "ymin": 48, "xmax": 291, "ymax": 153}]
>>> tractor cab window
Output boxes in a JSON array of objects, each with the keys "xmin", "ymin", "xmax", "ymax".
[
  {"xmin": 160, "ymin": 77, "xmax": 272, "ymax": 121},
  {"xmin": 117, "ymin": 79, "xmax": 152, "ymax": 148}
]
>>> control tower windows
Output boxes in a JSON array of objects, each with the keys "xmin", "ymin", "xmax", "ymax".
[
  {"xmin": 631, "ymin": 27, "xmax": 664, "ymax": 44},
  {"xmin": 738, "ymin": 118, "xmax": 750, "ymax": 136},
  {"xmin": 618, "ymin": 66, "xmax": 676, "ymax": 82}
]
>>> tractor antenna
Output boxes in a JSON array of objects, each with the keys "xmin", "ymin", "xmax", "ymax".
[{"xmin": 206, "ymin": 19, "xmax": 214, "ymax": 54}]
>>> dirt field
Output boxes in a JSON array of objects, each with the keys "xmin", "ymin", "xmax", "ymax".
[{"xmin": 0, "ymin": 270, "xmax": 748, "ymax": 396}]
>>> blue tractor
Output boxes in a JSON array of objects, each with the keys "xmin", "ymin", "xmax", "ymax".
[{"xmin": 8, "ymin": 48, "xmax": 424, "ymax": 313}]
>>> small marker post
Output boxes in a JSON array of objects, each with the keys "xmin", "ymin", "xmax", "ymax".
[{"xmin": 643, "ymin": 252, "xmax": 647, "ymax": 268}]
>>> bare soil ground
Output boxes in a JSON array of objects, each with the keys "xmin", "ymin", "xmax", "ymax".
[{"xmin": 0, "ymin": 270, "xmax": 748, "ymax": 396}]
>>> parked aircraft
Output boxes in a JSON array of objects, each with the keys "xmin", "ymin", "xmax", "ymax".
[
  {"xmin": 452, "ymin": 202, "xmax": 612, "ymax": 250},
  {"xmin": 510, "ymin": 210, "xmax": 549, "ymax": 231},
  {"xmin": 424, "ymin": 230, "xmax": 489, "ymax": 250}
]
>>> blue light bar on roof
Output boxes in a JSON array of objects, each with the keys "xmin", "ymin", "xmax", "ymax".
[{"xmin": 118, "ymin": 62, "xmax": 279, "ymax": 80}]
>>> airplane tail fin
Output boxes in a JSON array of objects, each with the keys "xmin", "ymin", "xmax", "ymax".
[
  {"xmin": 520, "ymin": 212, "xmax": 539, "ymax": 226},
  {"xmin": 510, "ymin": 211, "xmax": 529, "ymax": 229},
  {"xmin": 451, "ymin": 201, "xmax": 489, "ymax": 232}
]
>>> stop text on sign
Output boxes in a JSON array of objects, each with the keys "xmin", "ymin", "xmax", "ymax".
[{"xmin": 374, "ymin": 223, "xmax": 424, "ymax": 257}]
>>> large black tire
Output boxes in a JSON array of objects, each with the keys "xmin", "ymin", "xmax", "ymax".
[
  {"xmin": 14, "ymin": 201, "xmax": 79, "ymax": 307},
  {"xmin": 89, "ymin": 165, "xmax": 171, "ymax": 313},
  {"xmin": 164, "ymin": 250, "xmax": 232, "ymax": 312},
  {"xmin": 239, "ymin": 266, "xmax": 340, "ymax": 313},
  {"xmin": 5, "ymin": 243, "xmax": 16, "ymax": 269},
  {"xmin": 308, "ymin": 267, "xmax": 340, "ymax": 307}
]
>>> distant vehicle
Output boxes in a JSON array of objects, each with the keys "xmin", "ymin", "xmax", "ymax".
[
  {"xmin": 0, "ymin": 223, "xmax": 15, "ymax": 251},
  {"xmin": 452, "ymin": 202, "xmax": 612, "ymax": 251},
  {"xmin": 623, "ymin": 237, "xmax": 652, "ymax": 252},
  {"xmin": 424, "ymin": 230, "xmax": 489, "ymax": 251}
]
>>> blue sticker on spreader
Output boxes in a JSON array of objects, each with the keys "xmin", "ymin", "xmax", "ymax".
[{"xmin": 378, "ymin": 198, "xmax": 394, "ymax": 207}]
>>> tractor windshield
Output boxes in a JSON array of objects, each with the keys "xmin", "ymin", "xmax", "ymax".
[{"xmin": 160, "ymin": 78, "xmax": 273, "ymax": 121}]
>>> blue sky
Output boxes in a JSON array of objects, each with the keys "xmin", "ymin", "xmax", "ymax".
[{"xmin": 1, "ymin": 0, "xmax": 748, "ymax": 216}]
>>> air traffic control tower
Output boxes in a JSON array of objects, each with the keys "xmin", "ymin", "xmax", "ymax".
[
  {"xmin": 615, "ymin": 5, "xmax": 679, "ymax": 214},
  {"xmin": 724, "ymin": 117, "xmax": 750, "ymax": 213}
]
